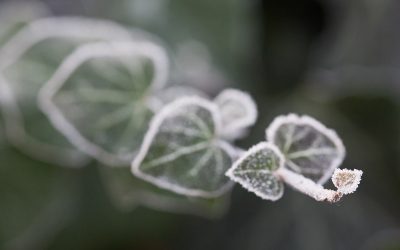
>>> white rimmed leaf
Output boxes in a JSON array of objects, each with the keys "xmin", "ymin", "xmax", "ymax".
[
  {"xmin": 0, "ymin": 17, "xmax": 136, "ymax": 167},
  {"xmin": 40, "ymin": 41, "xmax": 169, "ymax": 166},
  {"xmin": 226, "ymin": 142, "xmax": 285, "ymax": 201},
  {"xmin": 266, "ymin": 114, "xmax": 345, "ymax": 184},
  {"xmin": 132, "ymin": 97, "xmax": 235, "ymax": 198},
  {"xmin": 214, "ymin": 88, "xmax": 257, "ymax": 139},
  {"xmin": 100, "ymin": 165, "xmax": 229, "ymax": 218},
  {"xmin": 332, "ymin": 168, "xmax": 362, "ymax": 194}
]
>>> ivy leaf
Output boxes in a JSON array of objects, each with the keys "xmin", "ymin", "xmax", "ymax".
[
  {"xmin": 226, "ymin": 142, "xmax": 285, "ymax": 201},
  {"xmin": 40, "ymin": 41, "xmax": 169, "ymax": 166},
  {"xmin": 132, "ymin": 96, "xmax": 235, "ymax": 198},
  {"xmin": 214, "ymin": 88, "xmax": 257, "ymax": 140},
  {"xmin": 0, "ymin": 17, "xmax": 134, "ymax": 167},
  {"xmin": 332, "ymin": 168, "xmax": 362, "ymax": 195},
  {"xmin": 266, "ymin": 114, "xmax": 345, "ymax": 184},
  {"xmin": 100, "ymin": 166, "xmax": 229, "ymax": 218}
]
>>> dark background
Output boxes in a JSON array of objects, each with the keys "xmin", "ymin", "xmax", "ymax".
[{"xmin": 1, "ymin": 0, "xmax": 400, "ymax": 249}]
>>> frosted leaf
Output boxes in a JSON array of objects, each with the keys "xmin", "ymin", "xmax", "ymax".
[
  {"xmin": 132, "ymin": 97, "xmax": 235, "ymax": 198},
  {"xmin": 277, "ymin": 166, "xmax": 362, "ymax": 203},
  {"xmin": 332, "ymin": 168, "xmax": 362, "ymax": 194},
  {"xmin": 100, "ymin": 166, "xmax": 229, "ymax": 218},
  {"xmin": 266, "ymin": 114, "xmax": 345, "ymax": 184},
  {"xmin": 0, "ymin": 17, "xmax": 134, "ymax": 166},
  {"xmin": 214, "ymin": 89, "xmax": 257, "ymax": 139},
  {"xmin": 226, "ymin": 142, "xmax": 284, "ymax": 201},
  {"xmin": 40, "ymin": 41, "xmax": 169, "ymax": 166}
]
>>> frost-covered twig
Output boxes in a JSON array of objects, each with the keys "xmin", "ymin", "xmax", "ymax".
[{"xmin": 276, "ymin": 167, "xmax": 362, "ymax": 203}]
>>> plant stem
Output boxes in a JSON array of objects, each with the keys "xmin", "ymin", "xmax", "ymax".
[{"xmin": 275, "ymin": 167, "xmax": 343, "ymax": 203}]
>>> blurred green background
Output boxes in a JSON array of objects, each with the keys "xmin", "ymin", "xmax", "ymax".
[{"xmin": 1, "ymin": 0, "xmax": 400, "ymax": 249}]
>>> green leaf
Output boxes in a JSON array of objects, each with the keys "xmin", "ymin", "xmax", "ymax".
[
  {"xmin": 40, "ymin": 41, "xmax": 169, "ymax": 166},
  {"xmin": 100, "ymin": 165, "xmax": 229, "ymax": 218},
  {"xmin": 226, "ymin": 142, "xmax": 284, "ymax": 201},
  {"xmin": 0, "ymin": 17, "xmax": 133, "ymax": 167},
  {"xmin": 132, "ymin": 96, "xmax": 235, "ymax": 198},
  {"xmin": 266, "ymin": 114, "xmax": 345, "ymax": 184}
]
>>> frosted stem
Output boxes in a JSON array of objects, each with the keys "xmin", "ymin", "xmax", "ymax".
[{"xmin": 275, "ymin": 167, "xmax": 343, "ymax": 203}]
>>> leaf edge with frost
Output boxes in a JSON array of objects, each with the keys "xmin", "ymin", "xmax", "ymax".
[
  {"xmin": 39, "ymin": 40, "xmax": 169, "ymax": 167},
  {"xmin": 265, "ymin": 113, "xmax": 346, "ymax": 185},
  {"xmin": 132, "ymin": 96, "xmax": 236, "ymax": 198},
  {"xmin": 226, "ymin": 142, "xmax": 285, "ymax": 201}
]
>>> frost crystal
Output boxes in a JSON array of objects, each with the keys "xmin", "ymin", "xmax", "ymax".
[{"xmin": 132, "ymin": 96, "xmax": 235, "ymax": 198}]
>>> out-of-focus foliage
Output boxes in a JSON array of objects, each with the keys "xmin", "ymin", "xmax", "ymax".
[
  {"xmin": 100, "ymin": 165, "xmax": 230, "ymax": 218},
  {"xmin": 40, "ymin": 41, "xmax": 167, "ymax": 166},
  {"xmin": 0, "ymin": 0, "xmax": 400, "ymax": 250}
]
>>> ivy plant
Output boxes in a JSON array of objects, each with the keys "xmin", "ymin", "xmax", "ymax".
[
  {"xmin": 0, "ymin": 8, "xmax": 364, "ymax": 217},
  {"xmin": 226, "ymin": 114, "xmax": 362, "ymax": 202}
]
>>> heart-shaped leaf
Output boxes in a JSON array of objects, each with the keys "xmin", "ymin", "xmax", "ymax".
[
  {"xmin": 40, "ymin": 41, "xmax": 169, "ymax": 166},
  {"xmin": 332, "ymin": 168, "xmax": 362, "ymax": 194},
  {"xmin": 0, "ymin": 17, "xmax": 134, "ymax": 167},
  {"xmin": 226, "ymin": 142, "xmax": 285, "ymax": 201},
  {"xmin": 132, "ymin": 96, "xmax": 235, "ymax": 198},
  {"xmin": 214, "ymin": 88, "xmax": 257, "ymax": 139},
  {"xmin": 266, "ymin": 114, "xmax": 345, "ymax": 184}
]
